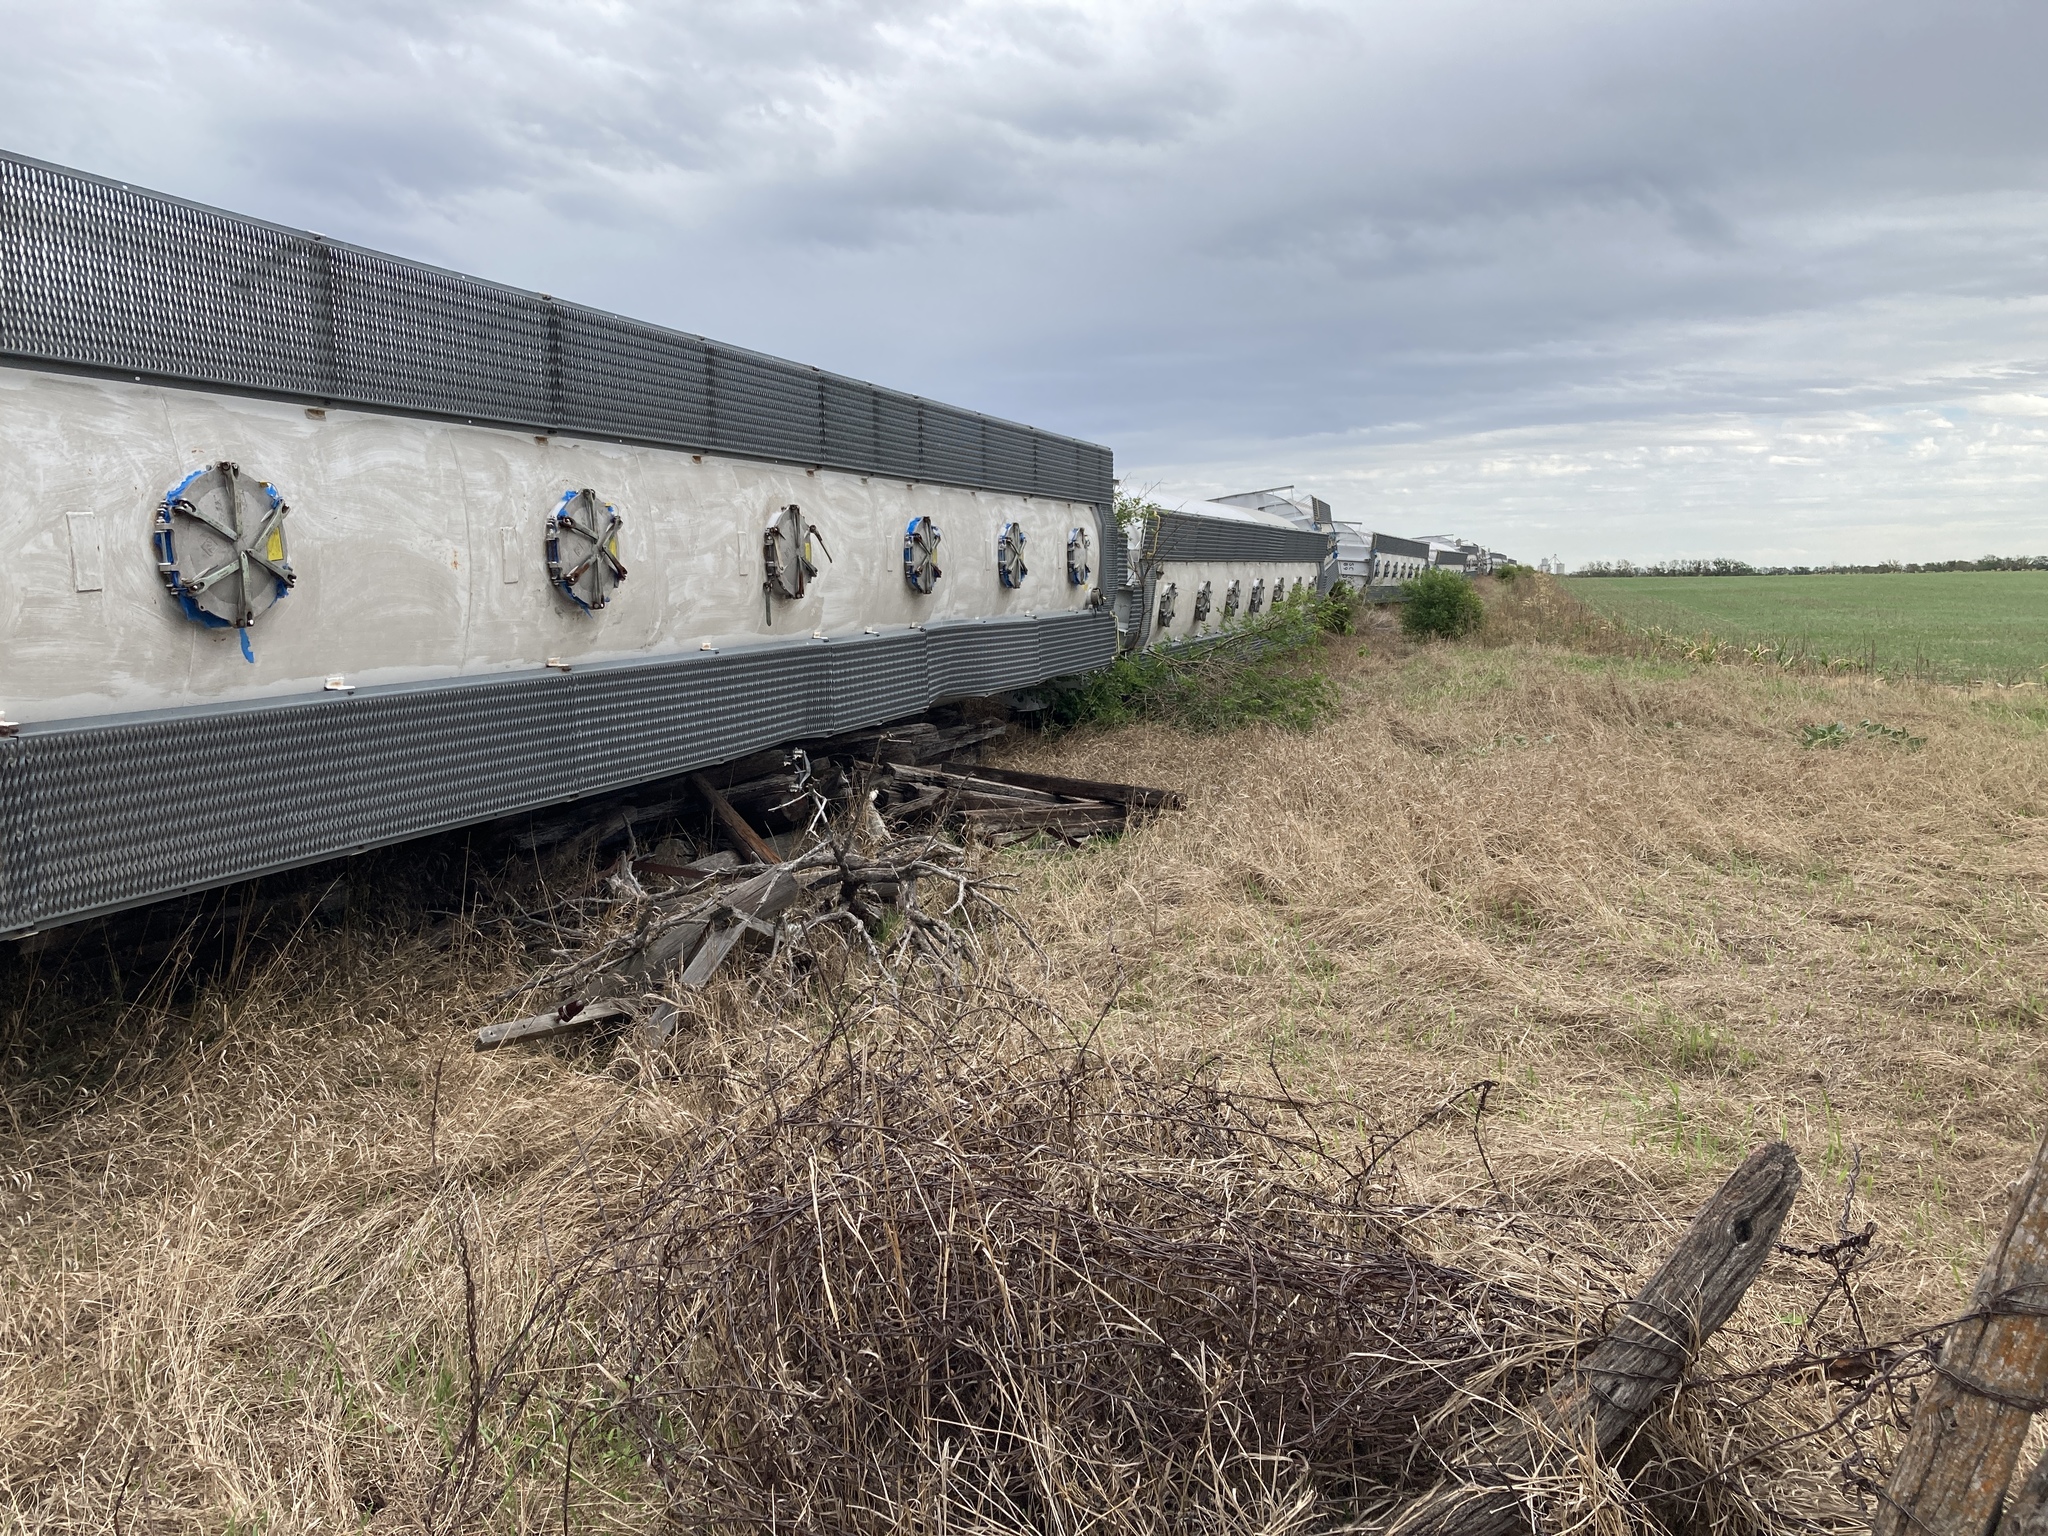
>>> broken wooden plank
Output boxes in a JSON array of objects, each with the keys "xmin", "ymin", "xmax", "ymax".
[
  {"xmin": 640, "ymin": 1001, "xmax": 682, "ymax": 1047},
  {"xmin": 886, "ymin": 764, "xmax": 1071, "ymax": 803},
  {"xmin": 958, "ymin": 804, "xmax": 1126, "ymax": 837},
  {"xmin": 476, "ymin": 997, "xmax": 634, "ymax": 1051},
  {"xmin": 634, "ymin": 849, "xmax": 739, "ymax": 882},
  {"xmin": 950, "ymin": 788, "xmax": 1110, "ymax": 814},
  {"xmin": 1874, "ymin": 1133, "xmax": 2048, "ymax": 1536},
  {"xmin": 883, "ymin": 718, "xmax": 1007, "ymax": 763},
  {"xmin": 1388, "ymin": 1142, "xmax": 1802, "ymax": 1536},
  {"xmin": 690, "ymin": 772, "xmax": 782, "ymax": 865},
  {"xmin": 679, "ymin": 866, "xmax": 804, "ymax": 990},
  {"xmin": 811, "ymin": 716, "xmax": 1007, "ymax": 766},
  {"xmin": 619, "ymin": 917, "xmax": 711, "ymax": 984},
  {"xmin": 875, "ymin": 782, "xmax": 946, "ymax": 823},
  {"xmin": 937, "ymin": 761, "xmax": 1186, "ymax": 811},
  {"xmin": 681, "ymin": 922, "xmax": 748, "ymax": 988}
]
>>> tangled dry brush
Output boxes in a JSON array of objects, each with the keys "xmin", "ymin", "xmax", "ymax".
[{"xmin": 446, "ymin": 996, "xmax": 1558, "ymax": 1534}]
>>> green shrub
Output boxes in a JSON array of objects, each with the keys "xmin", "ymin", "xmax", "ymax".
[
  {"xmin": 1315, "ymin": 583, "xmax": 1364, "ymax": 635},
  {"xmin": 1047, "ymin": 590, "xmax": 1336, "ymax": 733},
  {"xmin": 1400, "ymin": 569, "xmax": 1485, "ymax": 639},
  {"xmin": 1493, "ymin": 563, "xmax": 1530, "ymax": 584}
]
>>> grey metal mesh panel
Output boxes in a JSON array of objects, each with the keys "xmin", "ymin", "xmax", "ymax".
[
  {"xmin": 329, "ymin": 246, "xmax": 553, "ymax": 422},
  {"xmin": 927, "ymin": 617, "xmax": 1041, "ymax": 701},
  {"xmin": 0, "ymin": 154, "xmax": 335, "ymax": 397},
  {"xmin": 826, "ymin": 631, "xmax": 931, "ymax": 734},
  {"xmin": 0, "ymin": 149, "xmax": 1112, "ymax": 504},
  {"xmin": 2, "ymin": 614, "xmax": 1119, "ymax": 933},
  {"xmin": 1149, "ymin": 511, "xmax": 1331, "ymax": 565},
  {"xmin": 1035, "ymin": 610, "xmax": 1117, "ymax": 680},
  {"xmin": 1080, "ymin": 445, "xmax": 1114, "ymax": 507},
  {"xmin": 1099, "ymin": 504, "xmax": 1128, "ymax": 597},
  {"xmin": 821, "ymin": 375, "xmax": 879, "ymax": 472},
  {"xmin": 984, "ymin": 420, "xmax": 1034, "ymax": 496},
  {"xmin": 710, "ymin": 347, "xmax": 823, "ymax": 465},
  {"xmin": 875, "ymin": 393, "xmax": 922, "ymax": 482},
  {"xmin": 575, "ymin": 647, "xmax": 834, "ymax": 795},
  {"xmin": 1372, "ymin": 532, "xmax": 1430, "ymax": 560},
  {"xmin": 0, "ymin": 739, "xmax": 32, "ymax": 932},
  {"xmin": 920, "ymin": 407, "xmax": 983, "ymax": 487},
  {"xmin": 19, "ymin": 675, "xmax": 579, "ymax": 925},
  {"xmin": 1035, "ymin": 436, "xmax": 1080, "ymax": 502},
  {"xmin": 558, "ymin": 307, "xmax": 711, "ymax": 444}
]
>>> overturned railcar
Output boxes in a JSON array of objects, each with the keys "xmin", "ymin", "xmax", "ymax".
[
  {"xmin": 1129, "ymin": 504, "xmax": 1333, "ymax": 649},
  {"xmin": 0, "ymin": 151, "xmax": 1123, "ymax": 936}
]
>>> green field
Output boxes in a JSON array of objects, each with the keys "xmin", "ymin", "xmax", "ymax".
[{"xmin": 1560, "ymin": 571, "xmax": 2048, "ymax": 682}]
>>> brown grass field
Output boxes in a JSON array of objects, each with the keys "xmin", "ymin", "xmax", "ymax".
[{"xmin": 3, "ymin": 576, "xmax": 2045, "ymax": 1532}]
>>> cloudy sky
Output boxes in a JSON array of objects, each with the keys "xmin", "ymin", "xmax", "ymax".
[{"xmin": 5, "ymin": 0, "xmax": 2045, "ymax": 564}]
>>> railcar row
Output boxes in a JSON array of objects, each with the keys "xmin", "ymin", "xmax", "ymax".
[
  {"xmin": 1147, "ymin": 488, "xmax": 1514, "ymax": 638},
  {"xmin": 0, "ymin": 151, "xmax": 1496, "ymax": 936}
]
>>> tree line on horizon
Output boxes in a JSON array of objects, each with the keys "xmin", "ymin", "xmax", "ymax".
[{"xmin": 1571, "ymin": 555, "xmax": 2048, "ymax": 577}]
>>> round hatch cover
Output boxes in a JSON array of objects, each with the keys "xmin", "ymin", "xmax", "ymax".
[
  {"xmin": 1156, "ymin": 581, "xmax": 1178, "ymax": 628},
  {"xmin": 1223, "ymin": 579, "xmax": 1241, "ymax": 618},
  {"xmin": 1193, "ymin": 580, "xmax": 1213, "ymax": 623},
  {"xmin": 154, "ymin": 461, "xmax": 295, "ymax": 630},
  {"xmin": 764, "ymin": 503, "xmax": 829, "ymax": 615},
  {"xmin": 996, "ymin": 521, "xmax": 1028, "ymax": 589},
  {"xmin": 547, "ymin": 488, "xmax": 627, "ymax": 611},
  {"xmin": 1066, "ymin": 525, "xmax": 1092, "ymax": 586},
  {"xmin": 903, "ymin": 515, "xmax": 943, "ymax": 595}
]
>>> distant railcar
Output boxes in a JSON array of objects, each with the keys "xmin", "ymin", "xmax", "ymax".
[{"xmin": 1129, "ymin": 503, "xmax": 1329, "ymax": 649}]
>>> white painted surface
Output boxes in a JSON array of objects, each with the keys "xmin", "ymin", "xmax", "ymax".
[
  {"xmin": 65, "ymin": 512, "xmax": 102, "ymax": 592},
  {"xmin": 1143, "ymin": 558, "xmax": 1320, "ymax": 647},
  {"xmin": 0, "ymin": 367, "xmax": 1101, "ymax": 723}
]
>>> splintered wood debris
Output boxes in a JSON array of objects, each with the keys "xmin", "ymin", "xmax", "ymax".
[{"xmin": 476, "ymin": 738, "xmax": 1183, "ymax": 1050}]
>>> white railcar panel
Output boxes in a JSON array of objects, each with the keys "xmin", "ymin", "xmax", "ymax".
[{"xmin": 1, "ymin": 368, "xmax": 1101, "ymax": 724}]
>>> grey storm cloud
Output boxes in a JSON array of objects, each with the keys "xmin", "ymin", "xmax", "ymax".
[{"xmin": 2, "ymin": 0, "xmax": 2045, "ymax": 562}]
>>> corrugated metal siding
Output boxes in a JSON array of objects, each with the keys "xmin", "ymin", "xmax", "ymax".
[
  {"xmin": 558, "ymin": 308, "xmax": 711, "ymax": 444},
  {"xmin": 12, "ymin": 674, "xmax": 580, "ymax": 929},
  {"xmin": 1370, "ymin": 532, "xmax": 1431, "ymax": 560},
  {"xmin": 1147, "ymin": 511, "xmax": 1332, "ymax": 565},
  {"xmin": 1, "ymin": 614, "xmax": 1120, "ymax": 935},
  {"xmin": 0, "ymin": 149, "xmax": 1112, "ymax": 505},
  {"xmin": 0, "ymin": 740, "xmax": 31, "ymax": 935},
  {"xmin": 1036, "ymin": 609, "xmax": 1117, "ymax": 680},
  {"xmin": 826, "ymin": 631, "xmax": 932, "ymax": 734}
]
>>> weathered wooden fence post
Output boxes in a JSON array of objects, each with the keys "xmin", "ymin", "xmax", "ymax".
[
  {"xmin": 1873, "ymin": 1133, "xmax": 2048, "ymax": 1536},
  {"xmin": 1388, "ymin": 1142, "xmax": 1802, "ymax": 1536}
]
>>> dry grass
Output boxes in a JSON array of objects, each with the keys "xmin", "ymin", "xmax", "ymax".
[{"xmin": 5, "ymin": 575, "xmax": 2047, "ymax": 1531}]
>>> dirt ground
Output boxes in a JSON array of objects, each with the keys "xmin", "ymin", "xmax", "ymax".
[{"xmin": 4, "ymin": 586, "xmax": 2045, "ymax": 1531}]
